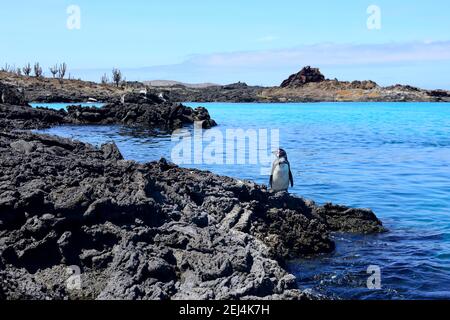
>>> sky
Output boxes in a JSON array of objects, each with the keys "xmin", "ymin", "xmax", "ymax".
[{"xmin": 1, "ymin": 0, "xmax": 450, "ymax": 88}]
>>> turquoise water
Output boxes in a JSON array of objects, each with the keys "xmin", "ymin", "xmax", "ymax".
[
  {"xmin": 36, "ymin": 102, "xmax": 450, "ymax": 299},
  {"xmin": 30, "ymin": 102, "xmax": 104, "ymax": 110}
]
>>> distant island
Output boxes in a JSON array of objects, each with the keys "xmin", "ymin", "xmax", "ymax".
[{"xmin": 1, "ymin": 66, "xmax": 449, "ymax": 104}]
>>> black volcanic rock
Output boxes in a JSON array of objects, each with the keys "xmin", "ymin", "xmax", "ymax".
[
  {"xmin": 67, "ymin": 101, "xmax": 217, "ymax": 130},
  {"xmin": 0, "ymin": 104, "xmax": 66, "ymax": 130},
  {"xmin": 0, "ymin": 131, "xmax": 385, "ymax": 300},
  {"xmin": 223, "ymin": 82, "xmax": 248, "ymax": 90},
  {"xmin": 428, "ymin": 89, "xmax": 450, "ymax": 98},
  {"xmin": 281, "ymin": 66, "xmax": 326, "ymax": 88},
  {"xmin": 157, "ymin": 84, "xmax": 263, "ymax": 103},
  {"xmin": 119, "ymin": 92, "xmax": 165, "ymax": 105},
  {"xmin": 0, "ymin": 83, "xmax": 27, "ymax": 106},
  {"xmin": 349, "ymin": 80, "xmax": 378, "ymax": 90},
  {"xmin": 0, "ymin": 99, "xmax": 217, "ymax": 131}
]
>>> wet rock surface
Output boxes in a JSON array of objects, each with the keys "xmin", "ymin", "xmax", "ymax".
[{"xmin": 0, "ymin": 130, "xmax": 385, "ymax": 300}]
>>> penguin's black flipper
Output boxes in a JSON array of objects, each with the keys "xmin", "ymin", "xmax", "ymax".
[
  {"xmin": 289, "ymin": 168, "xmax": 294, "ymax": 187},
  {"xmin": 269, "ymin": 160, "xmax": 276, "ymax": 189}
]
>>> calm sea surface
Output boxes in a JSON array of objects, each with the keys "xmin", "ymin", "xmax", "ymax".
[
  {"xmin": 35, "ymin": 102, "xmax": 450, "ymax": 299},
  {"xmin": 30, "ymin": 102, "xmax": 105, "ymax": 110}
]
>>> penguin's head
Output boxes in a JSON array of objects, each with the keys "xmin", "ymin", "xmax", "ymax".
[{"xmin": 273, "ymin": 148, "xmax": 287, "ymax": 159}]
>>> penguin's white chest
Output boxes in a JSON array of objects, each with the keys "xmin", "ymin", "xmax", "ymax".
[{"xmin": 272, "ymin": 163, "xmax": 290, "ymax": 192}]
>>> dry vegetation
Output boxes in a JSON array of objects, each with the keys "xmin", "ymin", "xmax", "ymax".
[{"xmin": 0, "ymin": 70, "xmax": 134, "ymax": 102}]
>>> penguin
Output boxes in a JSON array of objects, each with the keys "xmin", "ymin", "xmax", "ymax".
[{"xmin": 269, "ymin": 148, "xmax": 294, "ymax": 192}]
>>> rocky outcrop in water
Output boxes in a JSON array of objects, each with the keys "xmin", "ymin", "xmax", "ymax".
[
  {"xmin": 0, "ymin": 104, "xmax": 66, "ymax": 130},
  {"xmin": 0, "ymin": 94, "xmax": 216, "ymax": 131},
  {"xmin": 67, "ymin": 99, "xmax": 217, "ymax": 129},
  {"xmin": 0, "ymin": 130, "xmax": 385, "ymax": 300}
]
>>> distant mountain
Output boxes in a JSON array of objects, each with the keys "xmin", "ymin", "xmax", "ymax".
[{"xmin": 143, "ymin": 80, "xmax": 220, "ymax": 88}]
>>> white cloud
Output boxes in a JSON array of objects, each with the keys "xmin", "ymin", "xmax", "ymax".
[
  {"xmin": 256, "ymin": 35, "xmax": 279, "ymax": 43},
  {"xmin": 73, "ymin": 41, "xmax": 450, "ymax": 88},
  {"xmin": 185, "ymin": 41, "xmax": 450, "ymax": 68}
]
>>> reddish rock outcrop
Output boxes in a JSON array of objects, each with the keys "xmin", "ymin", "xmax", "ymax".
[{"xmin": 280, "ymin": 66, "xmax": 326, "ymax": 88}]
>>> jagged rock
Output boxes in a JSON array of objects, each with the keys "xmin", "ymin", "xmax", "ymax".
[
  {"xmin": 350, "ymin": 80, "xmax": 378, "ymax": 90},
  {"xmin": 0, "ymin": 100, "xmax": 217, "ymax": 131},
  {"xmin": 0, "ymin": 104, "xmax": 66, "ymax": 130},
  {"xmin": 192, "ymin": 107, "xmax": 217, "ymax": 129},
  {"xmin": 428, "ymin": 90, "xmax": 450, "ymax": 98},
  {"xmin": 65, "ymin": 102, "xmax": 217, "ymax": 130},
  {"xmin": 223, "ymin": 82, "xmax": 248, "ymax": 90},
  {"xmin": 280, "ymin": 66, "xmax": 326, "ymax": 88},
  {"xmin": 0, "ymin": 83, "xmax": 26, "ymax": 106},
  {"xmin": 119, "ymin": 92, "xmax": 164, "ymax": 105},
  {"xmin": 0, "ymin": 267, "xmax": 63, "ymax": 300},
  {"xmin": 10, "ymin": 140, "xmax": 36, "ymax": 154},
  {"xmin": 101, "ymin": 142, "xmax": 123, "ymax": 161},
  {"xmin": 314, "ymin": 203, "xmax": 385, "ymax": 234}
]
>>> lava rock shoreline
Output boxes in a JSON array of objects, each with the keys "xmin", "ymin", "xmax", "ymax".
[{"xmin": 0, "ymin": 89, "xmax": 385, "ymax": 300}]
